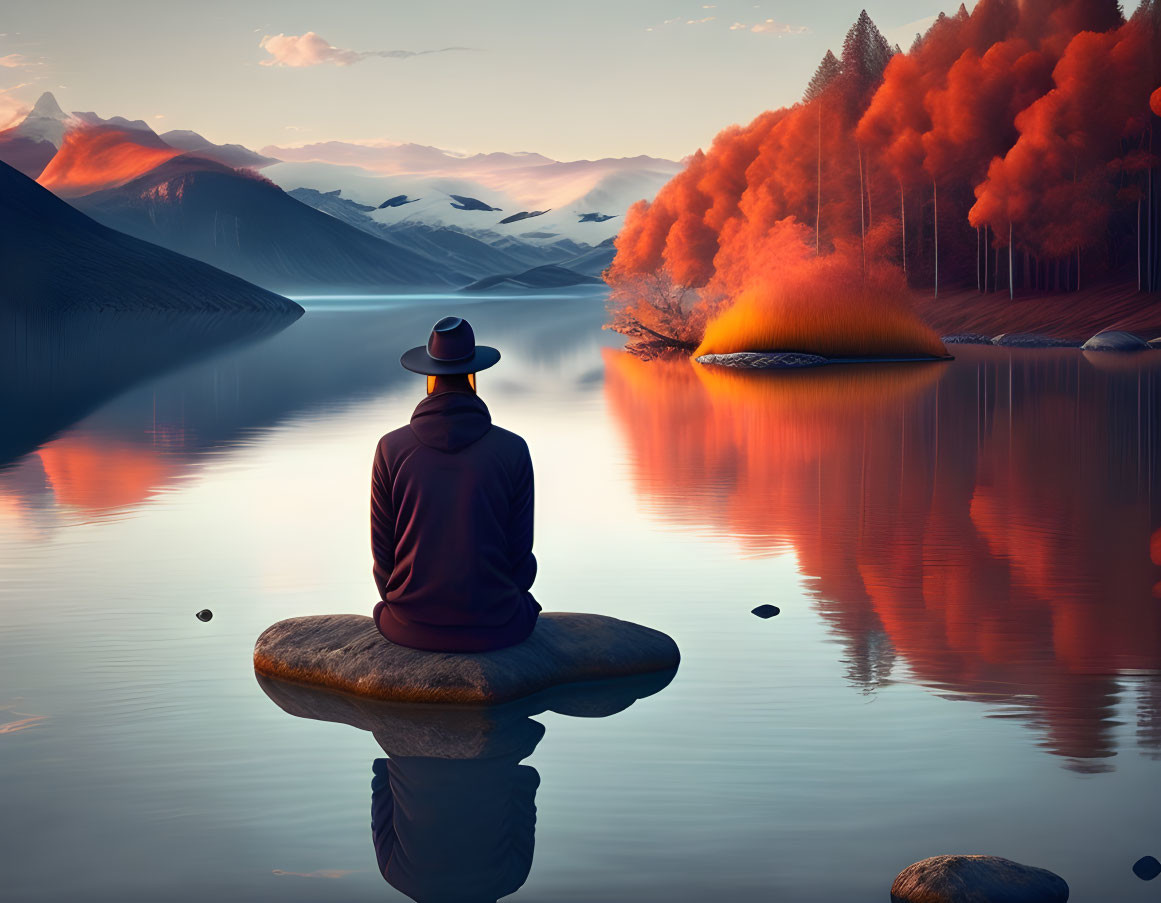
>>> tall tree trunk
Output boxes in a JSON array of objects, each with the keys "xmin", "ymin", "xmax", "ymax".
[
  {"xmin": 984, "ymin": 225, "xmax": 989, "ymax": 293},
  {"xmin": 1009, "ymin": 222, "xmax": 1014, "ymax": 300},
  {"xmin": 858, "ymin": 145, "xmax": 866, "ymax": 278},
  {"xmin": 900, "ymin": 182, "xmax": 906, "ymax": 276},
  {"xmin": 815, "ymin": 104, "xmax": 821, "ymax": 257},
  {"xmin": 933, "ymin": 181, "xmax": 939, "ymax": 299},
  {"xmin": 1149, "ymin": 128, "xmax": 1154, "ymax": 292},
  {"xmin": 993, "ymin": 230, "xmax": 999, "ymax": 291},
  {"xmin": 976, "ymin": 226, "xmax": 981, "ymax": 292}
]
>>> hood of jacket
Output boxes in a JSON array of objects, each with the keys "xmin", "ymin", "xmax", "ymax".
[{"xmin": 409, "ymin": 390, "xmax": 493, "ymax": 452}]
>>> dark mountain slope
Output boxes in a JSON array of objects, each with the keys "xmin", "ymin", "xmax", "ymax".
[{"xmin": 0, "ymin": 159, "xmax": 301, "ymax": 316}]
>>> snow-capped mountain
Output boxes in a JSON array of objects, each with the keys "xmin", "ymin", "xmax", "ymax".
[
  {"xmin": 9, "ymin": 92, "xmax": 76, "ymax": 145},
  {"xmin": 262, "ymin": 149, "xmax": 677, "ymax": 244},
  {"xmin": 0, "ymin": 90, "xmax": 674, "ymax": 288}
]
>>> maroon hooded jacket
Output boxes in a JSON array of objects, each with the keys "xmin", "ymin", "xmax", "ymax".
[{"xmin": 371, "ymin": 389, "xmax": 540, "ymax": 652}]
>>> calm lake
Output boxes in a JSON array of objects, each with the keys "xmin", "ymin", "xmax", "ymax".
[{"xmin": 1, "ymin": 292, "xmax": 1159, "ymax": 902}]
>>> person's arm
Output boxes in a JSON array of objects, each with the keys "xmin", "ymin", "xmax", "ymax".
[
  {"xmin": 509, "ymin": 439, "xmax": 537, "ymax": 592},
  {"xmin": 370, "ymin": 440, "xmax": 395, "ymax": 600}
]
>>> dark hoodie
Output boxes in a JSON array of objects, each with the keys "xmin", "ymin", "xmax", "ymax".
[{"xmin": 371, "ymin": 390, "xmax": 540, "ymax": 652}]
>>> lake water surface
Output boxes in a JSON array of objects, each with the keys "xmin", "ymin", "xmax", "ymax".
[{"xmin": 1, "ymin": 293, "xmax": 1159, "ymax": 901}]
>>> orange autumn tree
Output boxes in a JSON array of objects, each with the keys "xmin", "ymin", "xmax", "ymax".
[{"xmin": 606, "ymin": 1, "xmax": 1161, "ymax": 357}]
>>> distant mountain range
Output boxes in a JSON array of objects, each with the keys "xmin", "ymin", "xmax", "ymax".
[
  {"xmin": 0, "ymin": 91, "xmax": 668, "ymax": 293},
  {"xmin": 73, "ymin": 155, "xmax": 470, "ymax": 292},
  {"xmin": 260, "ymin": 147, "xmax": 678, "ymax": 245},
  {"xmin": 461, "ymin": 264, "xmax": 605, "ymax": 292}
]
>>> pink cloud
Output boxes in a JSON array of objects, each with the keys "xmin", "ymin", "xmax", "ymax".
[
  {"xmin": 730, "ymin": 20, "xmax": 809, "ymax": 35},
  {"xmin": 258, "ymin": 32, "xmax": 472, "ymax": 67},
  {"xmin": 0, "ymin": 86, "xmax": 30, "ymax": 129}
]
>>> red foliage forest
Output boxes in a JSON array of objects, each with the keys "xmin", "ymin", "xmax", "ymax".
[{"xmin": 607, "ymin": 1, "xmax": 1161, "ymax": 357}]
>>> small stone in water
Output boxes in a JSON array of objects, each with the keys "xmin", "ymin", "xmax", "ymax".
[
  {"xmin": 196, "ymin": 609, "xmax": 213, "ymax": 622},
  {"xmin": 751, "ymin": 605, "xmax": 780, "ymax": 619},
  {"xmin": 1133, "ymin": 856, "xmax": 1161, "ymax": 881}
]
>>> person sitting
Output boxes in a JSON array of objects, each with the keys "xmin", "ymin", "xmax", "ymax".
[{"xmin": 370, "ymin": 316, "xmax": 541, "ymax": 653}]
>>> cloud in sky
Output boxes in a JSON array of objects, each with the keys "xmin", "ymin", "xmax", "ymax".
[
  {"xmin": 0, "ymin": 53, "xmax": 35, "ymax": 68},
  {"xmin": 730, "ymin": 19, "xmax": 809, "ymax": 35},
  {"xmin": 646, "ymin": 13, "xmax": 717, "ymax": 31},
  {"xmin": 0, "ymin": 84, "xmax": 30, "ymax": 129},
  {"xmin": 258, "ymin": 32, "xmax": 473, "ymax": 67}
]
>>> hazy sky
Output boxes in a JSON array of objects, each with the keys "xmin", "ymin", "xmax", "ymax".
[{"xmin": 0, "ymin": 0, "xmax": 951, "ymax": 161}]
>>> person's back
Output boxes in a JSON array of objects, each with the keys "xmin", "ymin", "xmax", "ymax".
[{"xmin": 371, "ymin": 317, "xmax": 540, "ymax": 652}]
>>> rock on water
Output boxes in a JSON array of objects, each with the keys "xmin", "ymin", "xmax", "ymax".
[
  {"xmin": 941, "ymin": 334, "xmax": 995, "ymax": 345},
  {"xmin": 1133, "ymin": 856, "xmax": 1161, "ymax": 881},
  {"xmin": 992, "ymin": 333, "xmax": 1078, "ymax": 348},
  {"xmin": 891, "ymin": 855, "xmax": 1069, "ymax": 903},
  {"xmin": 253, "ymin": 612, "xmax": 681, "ymax": 705},
  {"xmin": 696, "ymin": 352, "xmax": 828, "ymax": 369},
  {"xmin": 1080, "ymin": 330, "xmax": 1151, "ymax": 352}
]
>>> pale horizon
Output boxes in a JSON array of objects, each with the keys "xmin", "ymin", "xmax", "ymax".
[{"xmin": 0, "ymin": 0, "xmax": 955, "ymax": 162}]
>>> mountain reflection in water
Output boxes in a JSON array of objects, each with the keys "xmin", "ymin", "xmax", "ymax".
[{"xmin": 604, "ymin": 348, "xmax": 1161, "ymax": 770}]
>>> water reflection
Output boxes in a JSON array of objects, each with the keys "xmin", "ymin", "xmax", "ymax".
[
  {"xmin": 258, "ymin": 669, "xmax": 676, "ymax": 902},
  {"xmin": 0, "ymin": 307, "xmax": 299, "ymax": 467},
  {"xmin": 605, "ymin": 348, "xmax": 1161, "ymax": 769},
  {"xmin": 0, "ymin": 298, "xmax": 611, "ymax": 522}
]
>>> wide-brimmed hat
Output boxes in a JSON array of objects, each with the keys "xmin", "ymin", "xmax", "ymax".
[{"xmin": 400, "ymin": 316, "xmax": 501, "ymax": 375}]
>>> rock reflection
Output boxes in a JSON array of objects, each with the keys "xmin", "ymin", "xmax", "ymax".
[
  {"xmin": 257, "ymin": 669, "xmax": 675, "ymax": 902},
  {"xmin": 604, "ymin": 348, "xmax": 1161, "ymax": 769}
]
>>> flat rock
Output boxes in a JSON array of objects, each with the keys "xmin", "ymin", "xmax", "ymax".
[
  {"xmin": 992, "ymin": 333, "xmax": 1079, "ymax": 348},
  {"xmin": 254, "ymin": 612, "xmax": 680, "ymax": 706},
  {"xmin": 891, "ymin": 855, "xmax": 1069, "ymax": 903},
  {"xmin": 1080, "ymin": 330, "xmax": 1151, "ymax": 352},
  {"xmin": 696, "ymin": 351, "xmax": 828, "ymax": 369},
  {"xmin": 941, "ymin": 334, "xmax": 995, "ymax": 345}
]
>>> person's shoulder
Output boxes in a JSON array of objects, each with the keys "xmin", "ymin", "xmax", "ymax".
[
  {"xmin": 486, "ymin": 424, "xmax": 531, "ymax": 460},
  {"xmin": 378, "ymin": 424, "xmax": 418, "ymax": 456},
  {"xmin": 488, "ymin": 423, "xmax": 528, "ymax": 448}
]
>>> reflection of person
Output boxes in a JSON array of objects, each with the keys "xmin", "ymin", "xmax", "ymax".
[
  {"xmin": 371, "ymin": 742, "xmax": 541, "ymax": 903},
  {"xmin": 371, "ymin": 316, "xmax": 540, "ymax": 652},
  {"xmin": 257, "ymin": 667, "xmax": 677, "ymax": 903}
]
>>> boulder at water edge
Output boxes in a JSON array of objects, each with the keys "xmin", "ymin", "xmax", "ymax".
[
  {"xmin": 1080, "ymin": 330, "xmax": 1151, "ymax": 352},
  {"xmin": 992, "ymin": 333, "xmax": 1079, "ymax": 348},
  {"xmin": 941, "ymin": 334, "xmax": 995, "ymax": 345},
  {"xmin": 891, "ymin": 855, "xmax": 1069, "ymax": 903},
  {"xmin": 253, "ymin": 612, "xmax": 680, "ymax": 705}
]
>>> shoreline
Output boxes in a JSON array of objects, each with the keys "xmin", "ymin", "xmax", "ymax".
[{"xmin": 913, "ymin": 282, "xmax": 1161, "ymax": 342}]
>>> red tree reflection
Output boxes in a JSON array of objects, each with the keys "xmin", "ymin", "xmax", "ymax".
[{"xmin": 605, "ymin": 349, "xmax": 1161, "ymax": 768}]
